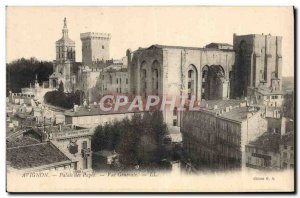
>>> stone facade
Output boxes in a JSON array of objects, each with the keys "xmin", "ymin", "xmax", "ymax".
[
  {"xmin": 50, "ymin": 126, "xmax": 93, "ymax": 170},
  {"xmin": 181, "ymin": 100, "xmax": 267, "ymax": 170},
  {"xmin": 97, "ymin": 66, "xmax": 129, "ymax": 96},
  {"xmin": 233, "ymin": 34, "xmax": 283, "ymax": 99},
  {"xmin": 128, "ymin": 45, "xmax": 235, "ymax": 100},
  {"xmin": 127, "ymin": 44, "xmax": 235, "ymax": 126},
  {"xmin": 80, "ymin": 32, "xmax": 111, "ymax": 68},
  {"xmin": 50, "ymin": 18, "xmax": 76, "ymax": 92}
]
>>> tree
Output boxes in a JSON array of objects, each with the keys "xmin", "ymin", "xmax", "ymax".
[
  {"xmin": 6, "ymin": 57, "xmax": 53, "ymax": 94},
  {"xmin": 91, "ymin": 112, "xmax": 169, "ymax": 168},
  {"xmin": 44, "ymin": 90, "xmax": 82, "ymax": 109}
]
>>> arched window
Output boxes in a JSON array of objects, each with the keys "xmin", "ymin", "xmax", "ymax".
[
  {"xmin": 140, "ymin": 61, "xmax": 148, "ymax": 98},
  {"xmin": 187, "ymin": 65, "xmax": 198, "ymax": 100},
  {"xmin": 151, "ymin": 60, "xmax": 160, "ymax": 96}
]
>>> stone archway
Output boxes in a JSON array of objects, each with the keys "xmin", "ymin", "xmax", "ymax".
[
  {"xmin": 187, "ymin": 64, "xmax": 198, "ymax": 100},
  {"xmin": 201, "ymin": 65, "xmax": 209, "ymax": 100},
  {"xmin": 140, "ymin": 61, "xmax": 148, "ymax": 98},
  {"xmin": 201, "ymin": 65, "xmax": 226, "ymax": 100}
]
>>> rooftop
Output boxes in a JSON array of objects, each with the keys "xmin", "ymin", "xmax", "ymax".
[
  {"xmin": 219, "ymin": 106, "xmax": 259, "ymax": 122},
  {"xmin": 200, "ymin": 99, "xmax": 247, "ymax": 112},
  {"xmin": 80, "ymin": 32, "xmax": 111, "ymax": 39},
  {"xmin": 256, "ymin": 87, "xmax": 285, "ymax": 95},
  {"xmin": 56, "ymin": 36, "xmax": 75, "ymax": 44},
  {"xmin": 64, "ymin": 103, "xmax": 142, "ymax": 117},
  {"xmin": 7, "ymin": 136, "xmax": 40, "ymax": 148},
  {"xmin": 144, "ymin": 44, "xmax": 234, "ymax": 52},
  {"xmin": 7, "ymin": 141, "xmax": 70, "ymax": 170},
  {"xmin": 247, "ymin": 131, "xmax": 281, "ymax": 152},
  {"xmin": 205, "ymin": 42, "xmax": 233, "ymax": 47},
  {"xmin": 44, "ymin": 125, "xmax": 87, "ymax": 134}
]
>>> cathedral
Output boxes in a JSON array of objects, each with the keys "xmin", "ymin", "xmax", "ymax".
[{"xmin": 49, "ymin": 18, "xmax": 76, "ymax": 92}]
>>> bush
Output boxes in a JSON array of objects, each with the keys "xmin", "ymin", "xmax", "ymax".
[
  {"xmin": 91, "ymin": 112, "xmax": 168, "ymax": 166},
  {"xmin": 44, "ymin": 90, "xmax": 83, "ymax": 109}
]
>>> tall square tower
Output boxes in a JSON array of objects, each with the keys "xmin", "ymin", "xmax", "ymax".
[
  {"xmin": 80, "ymin": 32, "xmax": 111, "ymax": 67},
  {"xmin": 233, "ymin": 33, "xmax": 282, "ymax": 98}
]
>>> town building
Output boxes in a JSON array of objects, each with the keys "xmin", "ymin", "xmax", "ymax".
[
  {"xmin": 7, "ymin": 136, "xmax": 74, "ymax": 172},
  {"xmin": 64, "ymin": 103, "xmax": 141, "ymax": 128},
  {"xmin": 280, "ymin": 131, "xmax": 294, "ymax": 169},
  {"xmin": 245, "ymin": 131, "xmax": 281, "ymax": 170},
  {"xmin": 95, "ymin": 64, "xmax": 129, "ymax": 97},
  {"xmin": 18, "ymin": 74, "xmax": 55, "ymax": 102},
  {"xmin": 47, "ymin": 125, "xmax": 93, "ymax": 170},
  {"xmin": 6, "ymin": 120, "xmax": 93, "ymax": 171},
  {"xmin": 181, "ymin": 100, "xmax": 267, "ymax": 170}
]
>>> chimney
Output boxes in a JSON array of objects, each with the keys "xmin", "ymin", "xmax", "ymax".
[
  {"xmin": 281, "ymin": 117, "xmax": 287, "ymax": 136},
  {"xmin": 59, "ymin": 124, "xmax": 62, "ymax": 132}
]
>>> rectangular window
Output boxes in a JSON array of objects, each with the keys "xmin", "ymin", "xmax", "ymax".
[
  {"xmin": 126, "ymin": 78, "xmax": 128, "ymax": 84},
  {"xmin": 283, "ymin": 152, "xmax": 287, "ymax": 159},
  {"xmin": 116, "ymin": 79, "xmax": 118, "ymax": 84}
]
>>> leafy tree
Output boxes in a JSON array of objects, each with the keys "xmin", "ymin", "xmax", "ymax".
[
  {"xmin": 6, "ymin": 57, "xmax": 53, "ymax": 94},
  {"xmin": 91, "ymin": 111, "xmax": 169, "ymax": 167},
  {"xmin": 44, "ymin": 90, "xmax": 83, "ymax": 109}
]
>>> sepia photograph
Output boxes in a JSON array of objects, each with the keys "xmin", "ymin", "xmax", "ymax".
[{"xmin": 5, "ymin": 6, "xmax": 295, "ymax": 192}]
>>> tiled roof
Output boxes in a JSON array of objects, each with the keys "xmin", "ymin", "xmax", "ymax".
[
  {"xmin": 7, "ymin": 141, "xmax": 70, "ymax": 170},
  {"xmin": 247, "ymin": 132, "xmax": 281, "ymax": 152},
  {"xmin": 64, "ymin": 103, "xmax": 143, "ymax": 117},
  {"xmin": 7, "ymin": 136, "xmax": 40, "ymax": 148},
  {"xmin": 200, "ymin": 99, "xmax": 247, "ymax": 112},
  {"xmin": 219, "ymin": 106, "xmax": 257, "ymax": 122}
]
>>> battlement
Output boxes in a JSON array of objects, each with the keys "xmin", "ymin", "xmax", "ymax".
[{"xmin": 80, "ymin": 32, "xmax": 111, "ymax": 40}]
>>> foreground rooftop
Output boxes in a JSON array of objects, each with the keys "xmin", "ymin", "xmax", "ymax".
[{"xmin": 7, "ymin": 139, "xmax": 70, "ymax": 170}]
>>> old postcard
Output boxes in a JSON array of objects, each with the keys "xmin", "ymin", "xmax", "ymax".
[{"xmin": 6, "ymin": 6, "xmax": 295, "ymax": 192}]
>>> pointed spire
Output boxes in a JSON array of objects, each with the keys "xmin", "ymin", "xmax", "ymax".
[
  {"xmin": 62, "ymin": 17, "xmax": 68, "ymax": 38},
  {"xmin": 64, "ymin": 17, "xmax": 67, "ymax": 28}
]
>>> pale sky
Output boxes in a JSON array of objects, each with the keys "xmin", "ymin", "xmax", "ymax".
[{"xmin": 6, "ymin": 7, "xmax": 294, "ymax": 76}]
